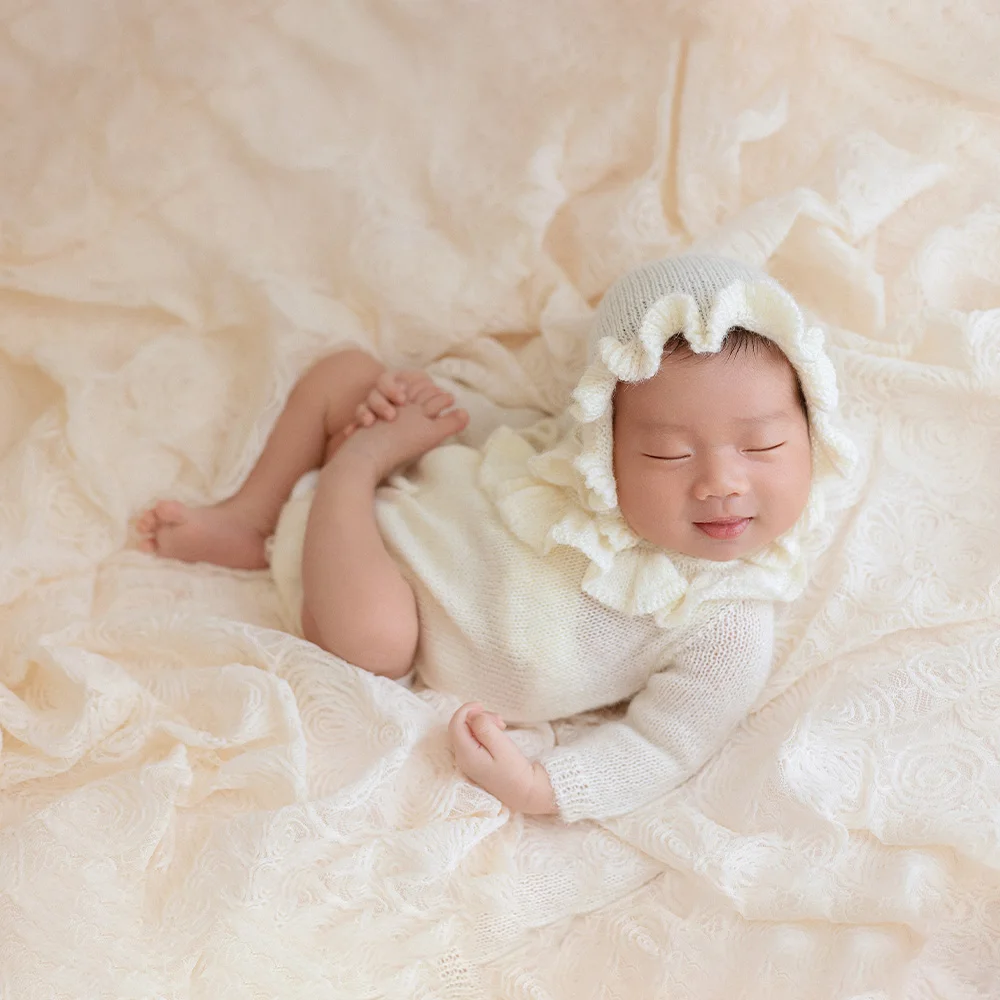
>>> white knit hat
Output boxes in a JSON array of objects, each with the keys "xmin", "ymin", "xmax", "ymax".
[
  {"xmin": 480, "ymin": 254, "xmax": 858, "ymax": 625},
  {"xmin": 589, "ymin": 254, "xmax": 763, "ymax": 358},
  {"xmin": 574, "ymin": 254, "xmax": 855, "ymax": 506}
]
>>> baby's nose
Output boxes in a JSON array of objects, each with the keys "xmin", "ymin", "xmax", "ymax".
[{"xmin": 694, "ymin": 454, "xmax": 749, "ymax": 500}]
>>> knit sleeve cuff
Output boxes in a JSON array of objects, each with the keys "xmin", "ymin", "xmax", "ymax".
[{"xmin": 540, "ymin": 748, "xmax": 595, "ymax": 824}]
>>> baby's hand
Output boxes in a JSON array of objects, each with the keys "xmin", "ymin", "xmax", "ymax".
[
  {"xmin": 448, "ymin": 703, "xmax": 557, "ymax": 815},
  {"xmin": 343, "ymin": 370, "xmax": 451, "ymax": 437}
]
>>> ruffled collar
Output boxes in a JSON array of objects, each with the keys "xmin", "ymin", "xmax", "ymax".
[{"xmin": 479, "ymin": 268, "xmax": 858, "ymax": 628}]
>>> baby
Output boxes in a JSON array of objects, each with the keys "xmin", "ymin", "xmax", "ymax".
[{"xmin": 137, "ymin": 255, "xmax": 855, "ymax": 822}]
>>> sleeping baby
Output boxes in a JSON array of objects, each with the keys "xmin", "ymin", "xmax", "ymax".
[{"xmin": 137, "ymin": 255, "xmax": 856, "ymax": 822}]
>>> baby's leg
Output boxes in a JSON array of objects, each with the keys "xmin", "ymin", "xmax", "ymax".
[
  {"xmin": 137, "ymin": 349, "xmax": 387, "ymax": 568},
  {"xmin": 301, "ymin": 388, "xmax": 468, "ymax": 678}
]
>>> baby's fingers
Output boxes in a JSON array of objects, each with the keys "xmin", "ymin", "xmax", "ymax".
[
  {"xmin": 468, "ymin": 713, "xmax": 512, "ymax": 758},
  {"xmin": 449, "ymin": 704, "xmax": 489, "ymax": 765},
  {"xmin": 365, "ymin": 389, "xmax": 397, "ymax": 421},
  {"xmin": 449, "ymin": 702, "xmax": 483, "ymax": 741},
  {"xmin": 375, "ymin": 371, "xmax": 407, "ymax": 406}
]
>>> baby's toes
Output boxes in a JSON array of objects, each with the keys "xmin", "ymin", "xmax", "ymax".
[
  {"xmin": 135, "ymin": 509, "xmax": 158, "ymax": 534},
  {"xmin": 420, "ymin": 392, "xmax": 456, "ymax": 418},
  {"xmin": 138, "ymin": 536, "xmax": 159, "ymax": 553},
  {"xmin": 154, "ymin": 500, "xmax": 189, "ymax": 526},
  {"xmin": 410, "ymin": 379, "xmax": 447, "ymax": 406},
  {"xmin": 436, "ymin": 407, "xmax": 469, "ymax": 438}
]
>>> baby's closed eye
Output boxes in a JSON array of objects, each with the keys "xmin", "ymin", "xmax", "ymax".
[
  {"xmin": 641, "ymin": 441, "xmax": 786, "ymax": 460},
  {"xmin": 743, "ymin": 442, "xmax": 786, "ymax": 454}
]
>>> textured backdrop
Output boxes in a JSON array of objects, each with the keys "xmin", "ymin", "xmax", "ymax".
[{"xmin": 1, "ymin": 1, "xmax": 999, "ymax": 996}]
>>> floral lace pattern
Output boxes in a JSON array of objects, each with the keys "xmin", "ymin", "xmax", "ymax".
[{"xmin": 1, "ymin": 0, "xmax": 999, "ymax": 997}]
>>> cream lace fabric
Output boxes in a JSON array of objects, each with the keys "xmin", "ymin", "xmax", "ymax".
[{"xmin": 2, "ymin": 1, "xmax": 999, "ymax": 997}]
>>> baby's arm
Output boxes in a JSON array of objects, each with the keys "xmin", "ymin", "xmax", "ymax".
[
  {"xmin": 450, "ymin": 600, "xmax": 774, "ymax": 820},
  {"xmin": 541, "ymin": 601, "xmax": 775, "ymax": 822}
]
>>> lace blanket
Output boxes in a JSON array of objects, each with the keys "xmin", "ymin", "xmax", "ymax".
[{"xmin": 1, "ymin": 1, "xmax": 998, "ymax": 995}]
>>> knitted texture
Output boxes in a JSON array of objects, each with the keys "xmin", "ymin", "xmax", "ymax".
[
  {"xmin": 480, "ymin": 254, "xmax": 859, "ymax": 627},
  {"xmin": 588, "ymin": 254, "xmax": 763, "ymax": 357},
  {"xmin": 543, "ymin": 599, "xmax": 774, "ymax": 823},
  {"xmin": 268, "ymin": 254, "xmax": 859, "ymax": 822},
  {"xmin": 269, "ymin": 444, "xmax": 776, "ymax": 821}
]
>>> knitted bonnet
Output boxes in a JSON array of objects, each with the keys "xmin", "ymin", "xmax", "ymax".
[{"xmin": 480, "ymin": 254, "xmax": 858, "ymax": 625}]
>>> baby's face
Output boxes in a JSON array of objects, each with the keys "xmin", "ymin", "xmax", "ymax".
[{"xmin": 612, "ymin": 348, "xmax": 812, "ymax": 561}]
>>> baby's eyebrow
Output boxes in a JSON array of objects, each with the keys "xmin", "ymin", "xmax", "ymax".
[
  {"xmin": 635, "ymin": 419, "xmax": 689, "ymax": 432},
  {"xmin": 638, "ymin": 410, "xmax": 793, "ymax": 431},
  {"xmin": 735, "ymin": 410, "xmax": 796, "ymax": 424}
]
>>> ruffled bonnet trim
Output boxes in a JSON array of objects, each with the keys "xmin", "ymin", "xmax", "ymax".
[{"xmin": 479, "ymin": 273, "xmax": 858, "ymax": 627}]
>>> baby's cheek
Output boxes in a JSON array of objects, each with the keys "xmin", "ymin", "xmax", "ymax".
[
  {"xmin": 791, "ymin": 447, "xmax": 814, "ymax": 505},
  {"xmin": 767, "ymin": 462, "xmax": 812, "ymax": 529},
  {"xmin": 615, "ymin": 488, "xmax": 645, "ymax": 536}
]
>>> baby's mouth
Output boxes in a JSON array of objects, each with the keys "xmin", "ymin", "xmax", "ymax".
[{"xmin": 693, "ymin": 517, "xmax": 752, "ymax": 540}]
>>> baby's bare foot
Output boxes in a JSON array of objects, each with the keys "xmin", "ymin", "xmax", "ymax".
[
  {"xmin": 343, "ymin": 369, "xmax": 449, "ymax": 438},
  {"xmin": 334, "ymin": 390, "xmax": 469, "ymax": 482},
  {"xmin": 136, "ymin": 499, "xmax": 270, "ymax": 569}
]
